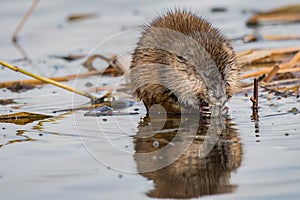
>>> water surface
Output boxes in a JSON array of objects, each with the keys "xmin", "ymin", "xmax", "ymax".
[{"xmin": 1, "ymin": 0, "xmax": 300, "ymax": 199}]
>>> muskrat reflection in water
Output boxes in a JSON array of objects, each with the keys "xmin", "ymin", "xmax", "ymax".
[
  {"xmin": 130, "ymin": 9, "xmax": 239, "ymax": 116},
  {"xmin": 133, "ymin": 115, "xmax": 242, "ymax": 199}
]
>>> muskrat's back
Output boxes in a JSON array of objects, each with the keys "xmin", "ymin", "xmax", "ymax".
[{"xmin": 130, "ymin": 9, "xmax": 238, "ymax": 114}]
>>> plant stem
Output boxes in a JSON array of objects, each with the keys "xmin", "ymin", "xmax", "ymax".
[{"xmin": 0, "ymin": 60, "xmax": 97, "ymax": 102}]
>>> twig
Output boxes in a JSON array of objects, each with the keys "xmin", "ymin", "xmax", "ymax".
[
  {"xmin": 13, "ymin": 42, "xmax": 29, "ymax": 61},
  {"xmin": 263, "ymin": 34, "xmax": 300, "ymax": 41},
  {"xmin": 236, "ymin": 49, "xmax": 253, "ymax": 58},
  {"xmin": 284, "ymin": 85, "xmax": 300, "ymax": 95},
  {"xmin": 242, "ymin": 34, "xmax": 300, "ymax": 43},
  {"xmin": 237, "ymin": 47, "xmax": 300, "ymax": 66},
  {"xmin": 83, "ymin": 54, "xmax": 112, "ymax": 71},
  {"xmin": 267, "ymin": 46, "xmax": 300, "ymax": 55},
  {"xmin": 246, "ymin": 4, "xmax": 300, "ymax": 26},
  {"xmin": 259, "ymin": 85, "xmax": 296, "ymax": 97},
  {"xmin": 242, "ymin": 64, "xmax": 300, "ymax": 79},
  {"xmin": 251, "ymin": 78, "xmax": 259, "ymax": 109},
  {"xmin": 250, "ymin": 78, "xmax": 259, "ymax": 121},
  {"xmin": 263, "ymin": 64, "xmax": 279, "ymax": 82},
  {"xmin": 0, "ymin": 60, "xmax": 97, "ymax": 102},
  {"xmin": 277, "ymin": 67, "xmax": 300, "ymax": 73},
  {"xmin": 242, "ymin": 50, "xmax": 300, "ymax": 79},
  {"xmin": 0, "ymin": 68, "xmax": 117, "ymax": 89},
  {"xmin": 83, "ymin": 54, "xmax": 125, "ymax": 75},
  {"xmin": 12, "ymin": 0, "xmax": 39, "ymax": 59},
  {"xmin": 289, "ymin": 50, "xmax": 300, "ymax": 63},
  {"xmin": 260, "ymin": 78, "xmax": 300, "ymax": 87},
  {"xmin": 53, "ymin": 103, "xmax": 109, "ymax": 113},
  {"xmin": 12, "ymin": 0, "xmax": 39, "ymax": 42},
  {"xmin": 89, "ymin": 85, "xmax": 129, "ymax": 93},
  {"xmin": 237, "ymin": 50, "xmax": 271, "ymax": 65}
]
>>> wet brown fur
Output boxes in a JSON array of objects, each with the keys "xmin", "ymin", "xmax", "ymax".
[{"xmin": 130, "ymin": 9, "xmax": 238, "ymax": 113}]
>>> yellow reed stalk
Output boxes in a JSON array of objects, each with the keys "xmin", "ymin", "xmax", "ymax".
[{"xmin": 0, "ymin": 60, "xmax": 97, "ymax": 102}]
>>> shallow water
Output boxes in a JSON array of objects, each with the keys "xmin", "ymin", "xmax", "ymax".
[{"xmin": 1, "ymin": 0, "xmax": 300, "ymax": 199}]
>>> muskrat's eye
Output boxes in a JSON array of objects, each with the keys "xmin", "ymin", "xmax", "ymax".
[{"xmin": 176, "ymin": 55, "xmax": 185, "ymax": 62}]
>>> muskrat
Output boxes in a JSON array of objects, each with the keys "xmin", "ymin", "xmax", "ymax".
[{"xmin": 129, "ymin": 9, "xmax": 238, "ymax": 115}]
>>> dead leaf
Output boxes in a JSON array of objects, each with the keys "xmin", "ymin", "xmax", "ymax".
[{"xmin": 0, "ymin": 112, "xmax": 52, "ymax": 125}]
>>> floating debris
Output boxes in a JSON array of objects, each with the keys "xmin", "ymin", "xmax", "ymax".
[
  {"xmin": 243, "ymin": 34, "xmax": 300, "ymax": 43},
  {"xmin": 84, "ymin": 105, "xmax": 139, "ymax": 117},
  {"xmin": 85, "ymin": 82, "xmax": 93, "ymax": 88},
  {"xmin": 0, "ymin": 99, "xmax": 16, "ymax": 105},
  {"xmin": 0, "ymin": 112, "xmax": 52, "ymax": 125},
  {"xmin": 111, "ymin": 100, "xmax": 135, "ymax": 109},
  {"xmin": 288, "ymin": 107, "xmax": 299, "ymax": 114},
  {"xmin": 210, "ymin": 7, "xmax": 227, "ymax": 13},
  {"xmin": 84, "ymin": 105, "xmax": 113, "ymax": 117},
  {"xmin": 83, "ymin": 54, "xmax": 127, "ymax": 75},
  {"xmin": 7, "ymin": 82, "xmax": 36, "ymax": 92},
  {"xmin": 247, "ymin": 4, "xmax": 300, "ymax": 26},
  {"xmin": 0, "ymin": 68, "xmax": 112, "ymax": 89},
  {"xmin": 51, "ymin": 54, "xmax": 85, "ymax": 61},
  {"xmin": 67, "ymin": 13, "xmax": 98, "ymax": 22}
]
